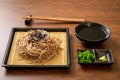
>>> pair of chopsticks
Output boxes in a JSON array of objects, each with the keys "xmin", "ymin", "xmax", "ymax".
[{"xmin": 23, "ymin": 15, "xmax": 86, "ymax": 23}]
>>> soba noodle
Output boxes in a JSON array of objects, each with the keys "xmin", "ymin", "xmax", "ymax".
[{"xmin": 17, "ymin": 29, "xmax": 62, "ymax": 64}]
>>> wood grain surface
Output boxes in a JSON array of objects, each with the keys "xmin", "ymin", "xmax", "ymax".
[{"xmin": 0, "ymin": 0, "xmax": 120, "ymax": 80}]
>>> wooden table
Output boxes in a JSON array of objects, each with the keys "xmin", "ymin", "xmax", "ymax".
[{"xmin": 0, "ymin": 0, "xmax": 120, "ymax": 80}]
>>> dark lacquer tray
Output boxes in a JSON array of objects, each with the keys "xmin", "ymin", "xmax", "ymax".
[
  {"xmin": 2, "ymin": 28, "xmax": 71, "ymax": 68},
  {"xmin": 77, "ymin": 49, "xmax": 114, "ymax": 65}
]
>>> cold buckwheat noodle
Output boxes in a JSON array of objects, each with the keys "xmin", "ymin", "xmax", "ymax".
[{"xmin": 17, "ymin": 29, "xmax": 62, "ymax": 64}]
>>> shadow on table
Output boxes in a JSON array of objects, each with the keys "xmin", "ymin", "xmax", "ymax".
[
  {"xmin": 80, "ymin": 64, "xmax": 113, "ymax": 71},
  {"xmin": 5, "ymin": 67, "xmax": 72, "ymax": 76}
]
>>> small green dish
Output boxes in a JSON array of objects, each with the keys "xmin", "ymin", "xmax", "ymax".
[{"xmin": 77, "ymin": 49, "xmax": 114, "ymax": 65}]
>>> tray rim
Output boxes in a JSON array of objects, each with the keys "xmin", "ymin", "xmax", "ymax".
[{"xmin": 1, "ymin": 27, "xmax": 71, "ymax": 68}]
